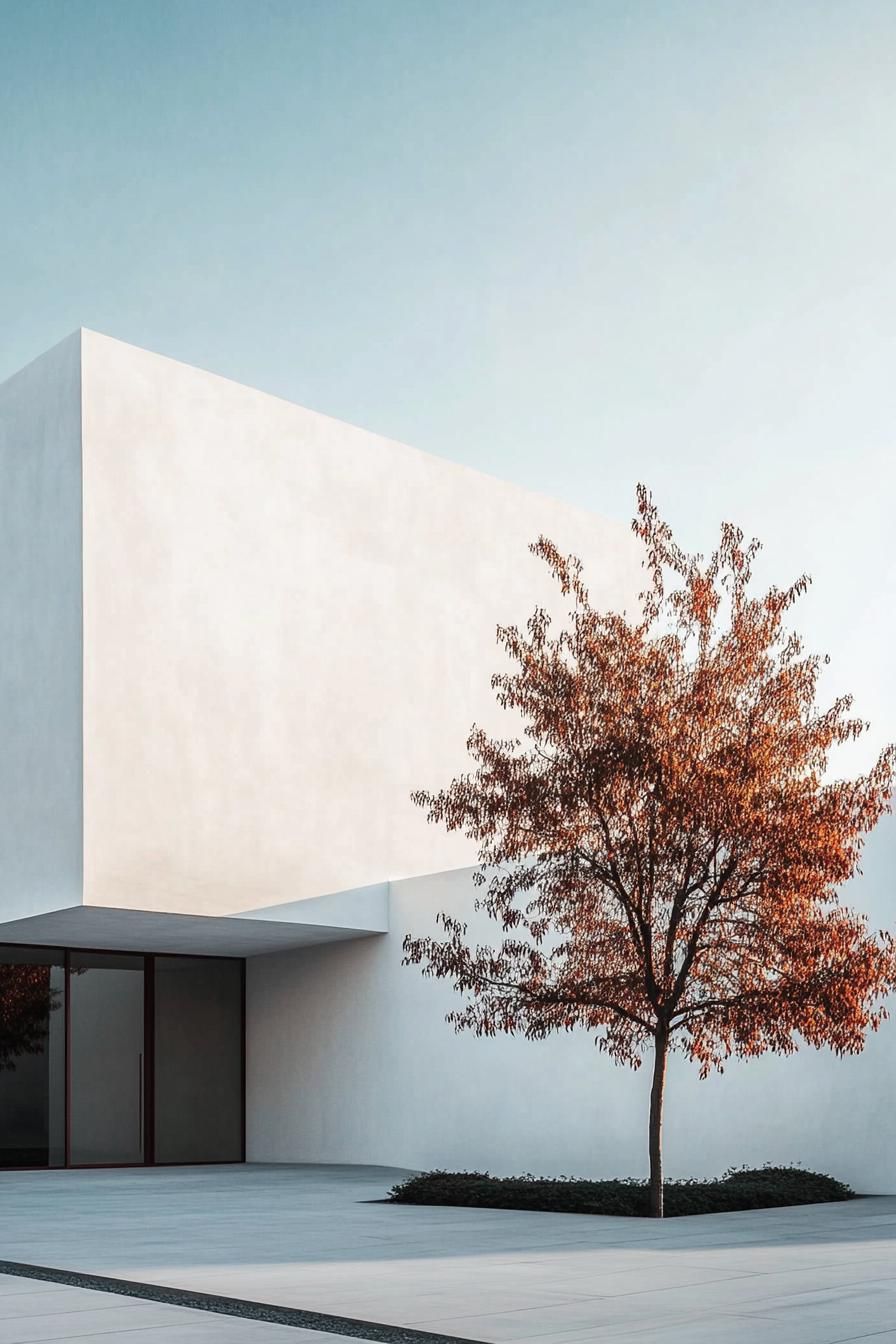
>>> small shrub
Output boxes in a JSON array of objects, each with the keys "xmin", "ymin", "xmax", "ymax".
[{"xmin": 387, "ymin": 1165, "xmax": 853, "ymax": 1218}]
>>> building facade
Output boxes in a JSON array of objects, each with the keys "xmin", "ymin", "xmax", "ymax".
[{"xmin": 0, "ymin": 331, "xmax": 893, "ymax": 1190}]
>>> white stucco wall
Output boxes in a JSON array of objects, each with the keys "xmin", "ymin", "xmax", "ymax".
[
  {"xmin": 79, "ymin": 330, "xmax": 643, "ymax": 916},
  {"xmin": 247, "ymin": 809, "xmax": 896, "ymax": 1193},
  {"xmin": 0, "ymin": 335, "xmax": 83, "ymax": 924}
]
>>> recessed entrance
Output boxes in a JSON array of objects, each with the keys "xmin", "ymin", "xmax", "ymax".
[{"xmin": 0, "ymin": 944, "xmax": 243, "ymax": 1169}]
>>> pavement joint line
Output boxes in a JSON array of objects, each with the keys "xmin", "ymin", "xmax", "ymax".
[{"xmin": 0, "ymin": 1260, "xmax": 491, "ymax": 1344}]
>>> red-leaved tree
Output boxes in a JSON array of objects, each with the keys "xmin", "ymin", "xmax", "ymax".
[
  {"xmin": 404, "ymin": 487, "xmax": 896, "ymax": 1216},
  {"xmin": 0, "ymin": 963, "xmax": 56, "ymax": 1071}
]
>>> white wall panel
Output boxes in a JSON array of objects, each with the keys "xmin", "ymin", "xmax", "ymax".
[
  {"xmin": 0, "ymin": 335, "xmax": 82, "ymax": 923},
  {"xmin": 248, "ymin": 812, "xmax": 896, "ymax": 1193},
  {"xmin": 80, "ymin": 330, "xmax": 642, "ymax": 915}
]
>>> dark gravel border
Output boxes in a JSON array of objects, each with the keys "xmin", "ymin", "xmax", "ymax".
[{"xmin": 0, "ymin": 1259, "xmax": 488, "ymax": 1344}]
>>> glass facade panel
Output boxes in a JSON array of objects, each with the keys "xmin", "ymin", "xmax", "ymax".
[
  {"xmin": 69, "ymin": 951, "xmax": 145, "ymax": 1165},
  {"xmin": 0, "ymin": 946, "xmax": 65, "ymax": 1167},
  {"xmin": 0, "ymin": 947, "xmax": 243, "ymax": 1169},
  {"xmin": 154, "ymin": 956, "xmax": 242, "ymax": 1163}
]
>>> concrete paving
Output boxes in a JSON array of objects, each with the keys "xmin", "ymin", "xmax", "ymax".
[
  {"xmin": 0, "ymin": 1164, "xmax": 894, "ymax": 1342},
  {"xmin": 0, "ymin": 1268, "xmax": 341, "ymax": 1343}
]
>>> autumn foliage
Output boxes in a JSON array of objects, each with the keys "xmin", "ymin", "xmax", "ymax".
[
  {"xmin": 404, "ymin": 486, "xmax": 896, "ymax": 1216},
  {"xmin": 0, "ymin": 963, "xmax": 55, "ymax": 1071}
]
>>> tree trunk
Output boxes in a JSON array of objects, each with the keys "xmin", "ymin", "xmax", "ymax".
[{"xmin": 648, "ymin": 1027, "xmax": 668, "ymax": 1218}]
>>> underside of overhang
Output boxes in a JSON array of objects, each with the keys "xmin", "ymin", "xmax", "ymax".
[{"xmin": 0, "ymin": 883, "xmax": 389, "ymax": 956}]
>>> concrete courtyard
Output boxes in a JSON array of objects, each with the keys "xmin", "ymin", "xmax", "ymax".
[{"xmin": 0, "ymin": 1164, "xmax": 894, "ymax": 1343}]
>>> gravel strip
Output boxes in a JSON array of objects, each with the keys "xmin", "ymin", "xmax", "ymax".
[{"xmin": 0, "ymin": 1259, "xmax": 488, "ymax": 1344}]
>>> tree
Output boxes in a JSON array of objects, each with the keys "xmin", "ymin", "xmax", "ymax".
[
  {"xmin": 0, "ymin": 962, "xmax": 57, "ymax": 1071},
  {"xmin": 403, "ymin": 486, "xmax": 896, "ymax": 1217}
]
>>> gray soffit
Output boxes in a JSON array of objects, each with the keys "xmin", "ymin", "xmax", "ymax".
[{"xmin": 0, "ymin": 898, "xmax": 388, "ymax": 957}]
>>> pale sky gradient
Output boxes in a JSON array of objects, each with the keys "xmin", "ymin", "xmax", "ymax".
[{"xmin": 2, "ymin": 1, "xmax": 895, "ymax": 768}]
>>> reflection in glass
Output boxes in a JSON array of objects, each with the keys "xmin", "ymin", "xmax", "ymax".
[
  {"xmin": 69, "ymin": 951, "xmax": 145, "ymax": 1165},
  {"xmin": 0, "ymin": 946, "xmax": 65, "ymax": 1167}
]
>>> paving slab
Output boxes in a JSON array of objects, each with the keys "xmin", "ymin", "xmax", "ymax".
[
  {"xmin": 0, "ymin": 1271, "xmax": 327, "ymax": 1343},
  {"xmin": 0, "ymin": 1165, "xmax": 894, "ymax": 1343}
]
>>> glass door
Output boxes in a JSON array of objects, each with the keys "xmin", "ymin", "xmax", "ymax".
[
  {"xmin": 154, "ymin": 956, "xmax": 242, "ymax": 1163},
  {"xmin": 69, "ymin": 951, "xmax": 145, "ymax": 1165}
]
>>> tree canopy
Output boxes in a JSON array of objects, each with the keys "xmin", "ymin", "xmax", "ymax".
[{"xmin": 404, "ymin": 486, "xmax": 896, "ymax": 1215}]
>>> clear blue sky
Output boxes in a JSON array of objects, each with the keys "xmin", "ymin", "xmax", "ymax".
[{"xmin": 3, "ymin": 0, "xmax": 895, "ymax": 761}]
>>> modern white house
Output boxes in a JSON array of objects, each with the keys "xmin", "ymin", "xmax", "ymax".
[{"xmin": 1, "ymin": 330, "xmax": 894, "ymax": 1190}]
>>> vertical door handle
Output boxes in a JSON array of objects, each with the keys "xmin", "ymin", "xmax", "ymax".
[{"xmin": 138, "ymin": 1053, "xmax": 143, "ymax": 1155}]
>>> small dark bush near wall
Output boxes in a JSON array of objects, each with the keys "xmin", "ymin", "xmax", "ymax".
[{"xmin": 388, "ymin": 1166, "xmax": 854, "ymax": 1218}]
